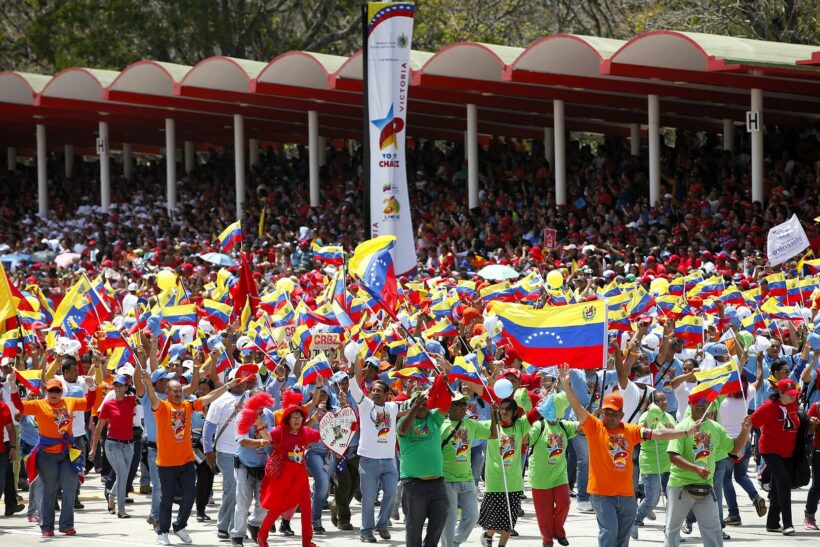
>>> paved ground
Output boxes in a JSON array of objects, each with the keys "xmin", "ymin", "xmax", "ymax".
[{"xmin": 1, "ymin": 471, "xmax": 819, "ymax": 546}]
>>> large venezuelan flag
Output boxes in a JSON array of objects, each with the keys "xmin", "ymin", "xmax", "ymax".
[{"xmin": 491, "ymin": 300, "xmax": 607, "ymax": 369}]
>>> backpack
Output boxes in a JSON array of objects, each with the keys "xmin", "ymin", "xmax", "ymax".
[{"xmin": 758, "ymin": 413, "xmax": 811, "ymax": 489}]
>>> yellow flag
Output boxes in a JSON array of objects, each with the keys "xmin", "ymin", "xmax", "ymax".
[
  {"xmin": 0, "ymin": 263, "xmax": 16, "ymax": 329},
  {"xmin": 258, "ymin": 207, "xmax": 266, "ymax": 238}
]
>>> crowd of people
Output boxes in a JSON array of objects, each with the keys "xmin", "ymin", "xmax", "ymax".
[{"xmin": 0, "ymin": 124, "xmax": 819, "ymax": 547}]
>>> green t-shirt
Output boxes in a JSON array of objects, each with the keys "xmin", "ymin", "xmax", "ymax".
[
  {"xmin": 638, "ymin": 404, "xmax": 676, "ymax": 474},
  {"xmin": 667, "ymin": 417, "xmax": 734, "ymax": 488},
  {"xmin": 441, "ymin": 418, "xmax": 492, "ymax": 482},
  {"xmin": 527, "ymin": 419, "xmax": 578, "ymax": 490},
  {"xmin": 485, "ymin": 417, "xmax": 530, "ymax": 493},
  {"xmin": 398, "ymin": 410, "xmax": 446, "ymax": 479}
]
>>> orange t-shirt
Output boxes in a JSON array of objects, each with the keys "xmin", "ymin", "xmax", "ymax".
[
  {"xmin": 581, "ymin": 415, "xmax": 645, "ymax": 497},
  {"xmin": 153, "ymin": 398, "xmax": 204, "ymax": 467},
  {"xmin": 20, "ymin": 397, "xmax": 92, "ymax": 454}
]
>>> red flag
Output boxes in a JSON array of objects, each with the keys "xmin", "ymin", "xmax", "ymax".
[
  {"xmin": 426, "ymin": 373, "xmax": 452, "ymax": 412},
  {"xmin": 231, "ymin": 255, "xmax": 259, "ymax": 319}
]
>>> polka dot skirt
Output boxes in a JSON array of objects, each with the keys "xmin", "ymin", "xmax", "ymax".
[{"xmin": 478, "ymin": 491, "xmax": 523, "ymax": 532}]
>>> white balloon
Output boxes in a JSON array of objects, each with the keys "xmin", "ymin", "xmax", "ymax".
[{"xmin": 494, "ymin": 378, "xmax": 515, "ymax": 399}]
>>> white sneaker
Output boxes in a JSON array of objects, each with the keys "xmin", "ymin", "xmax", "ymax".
[
  {"xmin": 156, "ymin": 533, "xmax": 171, "ymax": 546},
  {"xmin": 174, "ymin": 528, "xmax": 193, "ymax": 544},
  {"xmin": 577, "ymin": 500, "xmax": 594, "ymax": 513}
]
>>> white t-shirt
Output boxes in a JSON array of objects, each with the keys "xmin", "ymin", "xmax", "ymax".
[
  {"xmin": 58, "ymin": 376, "xmax": 89, "ymax": 436},
  {"xmin": 674, "ymin": 381, "xmax": 696, "ymax": 421},
  {"xmin": 349, "ymin": 380, "xmax": 398, "ymax": 459},
  {"xmin": 205, "ymin": 390, "xmax": 245, "ymax": 454},
  {"xmin": 620, "ymin": 380, "xmax": 654, "ymax": 424},
  {"xmin": 122, "ymin": 293, "xmax": 139, "ymax": 316},
  {"xmin": 720, "ymin": 385, "xmax": 756, "ymax": 438}
]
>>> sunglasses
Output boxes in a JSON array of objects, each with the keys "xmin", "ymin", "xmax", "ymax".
[{"xmin": 47, "ymin": 388, "xmax": 62, "ymax": 394}]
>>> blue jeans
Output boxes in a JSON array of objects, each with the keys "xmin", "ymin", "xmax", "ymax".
[
  {"xmin": 590, "ymin": 494, "xmax": 637, "ymax": 547},
  {"xmin": 713, "ymin": 457, "xmax": 732, "ymax": 527},
  {"xmin": 471, "ymin": 445, "xmax": 486, "ymax": 486},
  {"xmin": 358, "ymin": 456, "xmax": 398, "ymax": 535},
  {"xmin": 635, "ymin": 472, "xmax": 669, "ymax": 525},
  {"xmin": 724, "ymin": 442, "xmax": 760, "ymax": 518},
  {"xmin": 442, "ymin": 481, "xmax": 479, "ymax": 547},
  {"xmin": 148, "ymin": 445, "xmax": 161, "ymax": 521},
  {"xmin": 571, "ymin": 435, "xmax": 590, "ymax": 502},
  {"xmin": 37, "ymin": 450, "xmax": 79, "ymax": 532},
  {"xmin": 216, "ymin": 451, "xmax": 236, "ymax": 532},
  {"xmin": 306, "ymin": 449, "xmax": 334, "ymax": 525},
  {"xmin": 104, "ymin": 439, "xmax": 134, "ymax": 511}
]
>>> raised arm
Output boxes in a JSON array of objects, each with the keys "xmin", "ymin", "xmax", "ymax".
[
  {"xmin": 199, "ymin": 377, "xmax": 240, "ymax": 407},
  {"xmin": 752, "ymin": 352, "xmax": 765, "ymax": 391},
  {"xmin": 557, "ymin": 364, "xmax": 589, "ymax": 425},
  {"xmin": 183, "ymin": 352, "xmax": 202, "ymax": 398},
  {"xmin": 397, "ymin": 393, "xmax": 427, "ymax": 436},
  {"xmin": 140, "ymin": 374, "xmax": 161, "ymax": 411}
]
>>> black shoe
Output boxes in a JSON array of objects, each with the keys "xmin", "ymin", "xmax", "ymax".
[
  {"xmin": 517, "ymin": 506, "xmax": 524, "ymax": 517},
  {"xmin": 510, "ymin": 529, "xmax": 519, "ymax": 537},
  {"xmin": 74, "ymin": 499, "xmax": 84, "ymax": 509},
  {"xmin": 231, "ymin": 538, "xmax": 244, "ymax": 547},
  {"xmin": 248, "ymin": 524, "xmax": 259, "ymax": 543},
  {"xmin": 376, "ymin": 529, "xmax": 391, "ymax": 540},
  {"xmin": 217, "ymin": 530, "xmax": 230, "ymax": 540},
  {"xmin": 280, "ymin": 520, "xmax": 294, "ymax": 536},
  {"xmin": 313, "ymin": 523, "xmax": 326, "ymax": 535},
  {"xmin": 360, "ymin": 534, "xmax": 377, "ymax": 543},
  {"xmin": 4, "ymin": 503, "xmax": 25, "ymax": 516},
  {"xmin": 556, "ymin": 538, "xmax": 569, "ymax": 546},
  {"xmin": 125, "ymin": 497, "xmax": 134, "ymax": 504},
  {"xmin": 196, "ymin": 512, "xmax": 211, "ymax": 522},
  {"xmin": 340, "ymin": 523, "xmax": 354, "ymax": 531}
]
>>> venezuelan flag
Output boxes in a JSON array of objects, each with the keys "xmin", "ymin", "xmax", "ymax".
[
  {"xmin": 200, "ymin": 299, "xmax": 232, "ymax": 330},
  {"xmin": 764, "ymin": 272, "xmax": 787, "ymax": 298},
  {"xmin": 218, "ymin": 221, "xmax": 243, "ymax": 253},
  {"xmin": 449, "ymin": 354, "xmax": 483, "ymax": 384},
  {"xmin": 291, "ymin": 325, "xmax": 313, "ymax": 358},
  {"xmin": 480, "ymin": 281, "xmax": 516, "ymax": 304},
  {"xmin": 331, "ymin": 301, "xmax": 354, "ymax": 329},
  {"xmin": 689, "ymin": 362, "xmax": 741, "ymax": 403},
  {"xmin": 16, "ymin": 369, "xmax": 43, "ymax": 395},
  {"xmin": 389, "ymin": 366, "xmax": 429, "ymax": 384},
  {"xmin": 406, "ymin": 341, "xmax": 436, "ymax": 369},
  {"xmin": 107, "ymin": 345, "xmax": 133, "ymax": 371},
  {"xmin": 1, "ymin": 330, "xmax": 19, "ymax": 358},
  {"xmin": 491, "ymin": 300, "xmax": 607, "ymax": 369},
  {"xmin": 800, "ymin": 278, "xmax": 819, "ymax": 301},
  {"xmin": 348, "ymin": 236, "xmax": 398, "ymax": 315},
  {"xmin": 162, "ymin": 304, "xmax": 198, "ymax": 327},
  {"xmin": 741, "ymin": 312, "xmax": 768, "ymax": 333},
  {"xmin": 597, "ymin": 281, "xmax": 622, "ymax": 299},
  {"xmin": 214, "ymin": 349, "xmax": 232, "ymax": 373},
  {"xmin": 627, "ymin": 287, "xmax": 655, "ymax": 318},
  {"xmin": 311, "ymin": 243, "xmax": 344, "ymax": 266},
  {"xmin": 718, "ymin": 286, "xmax": 745, "ymax": 307},
  {"xmin": 760, "ymin": 297, "xmax": 803, "ymax": 321},
  {"xmin": 424, "ymin": 317, "xmax": 458, "ymax": 339},
  {"xmin": 674, "ymin": 316, "xmax": 704, "ymax": 349},
  {"xmin": 298, "ymin": 352, "xmax": 333, "ymax": 385},
  {"xmin": 667, "ymin": 277, "xmax": 685, "ymax": 297},
  {"xmin": 96, "ymin": 323, "xmax": 128, "ymax": 350}
]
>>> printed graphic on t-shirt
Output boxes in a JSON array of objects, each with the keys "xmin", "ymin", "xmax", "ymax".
[
  {"xmin": 779, "ymin": 406, "xmax": 796, "ymax": 430},
  {"xmin": 53, "ymin": 406, "xmax": 71, "ymax": 433},
  {"xmin": 500, "ymin": 432, "xmax": 516, "ymax": 467},
  {"xmin": 693, "ymin": 431, "xmax": 712, "ymax": 465},
  {"xmin": 288, "ymin": 445, "xmax": 305, "ymax": 464},
  {"xmin": 412, "ymin": 421, "xmax": 429, "ymax": 437},
  {"xmin": 608, "ymin": 433, "xmax": 629, "ymax": 470},
  {"xmin": 451, "ymin": 428, "xmax": 470, "ymax": 462},
  {"xmin": 466, "ymin": 401, "xmax": 479, "ymax": 420},
  {"xmin": 546, "ymin": 432, "xmax": 564, "ymax": 465},
  {"xmin": 171, "ymin": 408, "xmax": 186, "ymax": 441},
  {"xmin": 658, "ymin": 369, "xmax": 674, "ymax": 391},
  {"xmin": 374, "ymin": 408, "xmax": 391, "ymax": 442}
]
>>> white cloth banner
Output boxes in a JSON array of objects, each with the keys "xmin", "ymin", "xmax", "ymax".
[
  {"xmin": 767, "ymin": 214, "xmax": 809, "ymax": 265},
  {"xmin": 367, "ymin": 2, "xmax": 417, "ymax": 275}
]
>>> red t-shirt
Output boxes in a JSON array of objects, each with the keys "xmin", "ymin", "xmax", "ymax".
[
  {"xmin": 808, "ymin": 402, "xmax": 820, "ymax": 451},
  {"xmin": 0, "ymin": 402, "xmax": 11, "ymax": 453},
  {"xmin": 750, "ymin": 398, "xmax": 799, "ymax": 458},
  {"xmin": 99, "ymin": 396, "xmax": 137, "ymax": 442}
]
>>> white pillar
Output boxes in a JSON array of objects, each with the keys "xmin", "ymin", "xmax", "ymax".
[
  {"xmin": 122, "ymin": 143, "xmax": 133, "ymax": 180},
  {"xmin": 99, "ymin": 121, "xmax": 110, "ymax": 211},
  {"xmin": 553, "ymin": 100, "xmax": 566, "ymax": 206},
  {"xmin": 36, "ymin": 124, "xmax": 47, "ymax": 218},
  {"xmin": 6, "ymin": 147, "xmax": 15, "ymax": 172},
  {"xmin": 751, "ymin": 88, "xmax": 763, "ymax": 205},
  {"xmin": 165, "ymin": 118, "xmax": 176, "ymax": 213},
  {"xmin": 64, "ymin": 144, "xmax": 74, "ymax": 178},
  {"xmin": 233, "ymin": 114, "xmax": 246, "ymax": 220},
  {"xmin": 249, "ymin": 138, "xmax": 259, "ymax": 167},
  {"xmin": 543, "ymin": 127, "xmax": 554, "ymax": 169},
  {"xmin": 630, "ymin": 123, "xmax": 641, "ymax": 156},
  {"xmin": 722, "ymin": 119, "xmax": 735, "ymax": 152},
  {"xmin": 648, "ymin": 94, "xmax": 660, "ymax": 206},
  {"xmin": 318, "ymin": 136, "xmax": 328, "ymax": 167},
  {"xmin": 466, "ymin": 103, "xmax": 479, "ymax": 209},
  {"xmin": 308, "ymin": 110, "xmax": 320, "ymax": 207},
  {"xmin": 184, "ymin": 140, "xmax": 194, "ymax": 174}
]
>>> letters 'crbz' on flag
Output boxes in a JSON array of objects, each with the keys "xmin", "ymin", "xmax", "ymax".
[
  {"xmin": 366, "ymin": 2, "xmax": 417, "ymax": 275},
  {"xmin": 349, "ymin": 236, "xmax": 398, "ymax": 315},
  {"xmin": 767, "ymin": 214, "xmax": 809, "ymax": 266},
  {"xmin": 689, "ymin": 362, "xmax": 741, "ymax": 403},
  {"xmin": 491, "ymin": 300, "xmax": 607, "ymax": 369},
  {"xmin": 298, "ymin": 352, "xmax": 333, "ymax": 386},
  {"xmin": 218, "ymin": 221, "xmax": 243, "ymax": 253}
]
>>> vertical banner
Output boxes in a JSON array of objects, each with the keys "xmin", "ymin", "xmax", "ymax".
[{"xmin": 366, "ymin": 2, "xmax": 417, "ymax": 275}]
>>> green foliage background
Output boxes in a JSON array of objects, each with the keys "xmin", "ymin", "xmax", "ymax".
[{"xmin": 1, "ymin": 0, "xmax": 817, "ymax": 73}]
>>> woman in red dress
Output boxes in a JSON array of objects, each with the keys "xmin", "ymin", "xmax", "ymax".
[{"xmin": 257, "ymin": 403, "xmax": 321, "ymax": 547}]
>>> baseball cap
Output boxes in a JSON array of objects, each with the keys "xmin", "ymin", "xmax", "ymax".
[
  {"xmin": 601, "ymin": 393, "xmax": 624, "ymax": 411},
  {"xmin": 501, "ymin": 368, "xmax": 521, "ymax": 379},
  {"xmin": 150, "ymin": 367, "xmax": 177, "ymax": 384},
  {"xmin": 365, "ymin": 356, "xmax": 381, "ymax": 368},
  {"xmin": 45, "ymin": 378, "xmax": 63, "ymax": 392},
  {"xmin": 451, "ymin": 391, "xmax": 468, "ymax": 404},
  {"xmin": 777, "ymin": 378, "xmax": 800, "ymax": 397},
  {"xmin": 113, "ymin": 374, "xmax": 129, "ymax": 385}
]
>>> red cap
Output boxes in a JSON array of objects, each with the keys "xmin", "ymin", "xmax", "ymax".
[
  {"xmin": 501, "ymin": 368, "xmax": 521, "ymax": 379},
  {"xmin": 777, "ymin": 378, "xmax": 800, "ymax": 397}
]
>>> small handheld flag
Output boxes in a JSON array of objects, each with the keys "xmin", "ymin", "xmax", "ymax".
[{"xmin": 218, "ymin": 221, "xmax": 243, "ymax": 253}]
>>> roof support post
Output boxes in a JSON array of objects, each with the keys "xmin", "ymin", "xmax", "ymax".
[
  {"xmin": 165, "ymin": 118, "xmax": 176, "ymax": 214},
  {"xmin": 722, "ymin": 119, "xmax": 735, "ymax": 153},
  {"xmin": 99, "ymin": 121, "xmax": 110, "ymax": 212},
  {"xmin": 648, "ymin": 94, "xmax": 660, "ymax": 206},
  {"xmin": 308, "ymin": 110, "xmax": 320, "ymax": 208},
  {"xmin": 554, "ymin": 99, "xmax": 566, "ymax": 206},
  {"xmin": 249, "ymin": 138, "xmax": 259, "ymax": 168},
  {"xmin": 630, "ymin": 123, "xmax": 641, "ymax": 156},
  {"xmin": 184, "ymin": 141, "xmax": 194, "ymax": 174},
  {"xmin": 122, "ymin": 143, "xmax": 133, "ymax": 180},
  {"xmin": 543, "ymin": 127, "xmax": 554, "ymax": 170},
  {"xmin": 751, "ymin": 88, "xmax": 763, "ymax": 205},
  {"xmin": 467, "ymin": 103, "xmax": 479, "ymax": 209},
  {"xmin": 36, "ymin": 124, "xmax": 47, "ymax": 218},
  {"xmin": 234, "ymin": 114, "xmax": 246, "ymax": 221},
  {"xmin": 318, "ymin": 136, "xmax": 327, "ymax": 167},
  {"xmin": 64, "ymin": 144, "xmax": 74, "ymax": 178},
  {"xmin": 6, "ymin": 147, "xmax": 16, "ymax": 172}
]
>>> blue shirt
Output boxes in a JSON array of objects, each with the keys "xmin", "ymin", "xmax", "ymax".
[
  {"xmin": 465, "ymin": 395, "xmax": 492, "ymax": 447},
  {"xmin": 235, "ymin": 408, "xmax": 275, "ymax": 467},
  {"xmin": 653, "ymin": 359, "xmax": 682, "ymax": 415},
  {"xmin": 139, "ymin": 392, "xmax": 167, "ymax": 442},
  {"xmin": 569, "ymin": 369, "xmax": 618, "ymax": 418},
  {"xmin": 265, "ymin": 376, "xmax": 298, "ymax": 410},
  {"xmin": 19, "ymin": 415, "xmax": 39, "ymax": 447}
]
